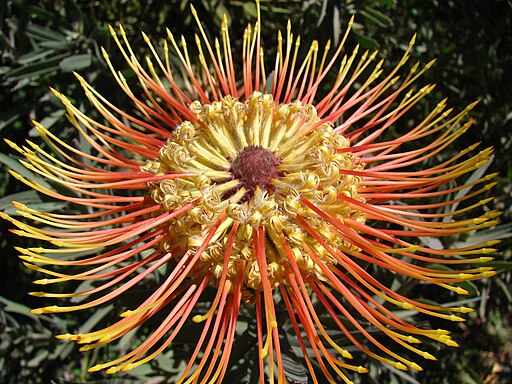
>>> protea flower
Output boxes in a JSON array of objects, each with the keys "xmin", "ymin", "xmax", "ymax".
[{"xmin": 1, "ymin": 1, "xmax": 500, "ymax": 383}]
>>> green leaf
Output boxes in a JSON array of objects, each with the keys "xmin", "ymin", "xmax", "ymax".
[
  {"xmin": 78, "ymin": 305, "xmax": 113, "ymax": 334},
  {"xmin": 361, "ymin": 7, "xmax": 394, "ymax": 28},
  {"xmin": 454, "ymin": 223, "xmax": 512, "ymax": 247},
  {"xmin": 373, "ymin": 0, "xmax": 397, "ymax": 6},
  {"xmin": 485, "ymin": 261, "xmax": 512, "ymax": 271},
  {"xmin": 2, "ymin": 201, "xmax": 67, "ymax": 216},
  {"xmin": 25, "ymin": 23, "xmax": 67, "ymax": 42},
  {"xmin": 17, "ymin": 49, "xmax": 56, "ymax": 65},
  {"xmin": 1, "ymin": 182, "xmax": 68, "ymax": 218},
  {"xmin": 281, "ymin": 324, "xmax": 308, "ymax": 384},
  {"xmin": 27, "ymin": 350, "xmax": 50, "ymax": 368},
  {"xmin": 444, "ymin": 155, "xmax": 494, "ymax": 221},
  {"xmin": 381, "ymin": 364, "xmax": 421, "ymax": 384},
  {"xmin": 0, "ymin": 295, "xmax": 38, "ymax": 320},
  {"xmin": 59, "ymin": 53, "xmax": 92, "ymax": 72},
  {"xmin": 0, "ymin": 153, "xmax": 54, "ymax": 191},
  {"xmin": 496, "ymin": 277, "xmax": 512, "ymax": 302},
  {"xmin": 351, "ymin": 29, "xmax": 379, "ymax": 50},
  {"xmin": 419, "ymin": 236, "xmax": 444, "ymax": 250},
  {"xmin": 456, "ymin": 279, "xmax": 479, "ymax": 295},
  {"xmin": 70, "ymin": 279, "xmax": 96, "ymax": 303},
  {"xmin": 6, "ymin": 53, "xmax": 69, "ymax": 80},
  {"xmin": 281, "ymin": 349, "xmax": 308, "ymax": 384},
  {"xmin": 39, "ymin": 109, "xmax": 66, "ymax": 131}
]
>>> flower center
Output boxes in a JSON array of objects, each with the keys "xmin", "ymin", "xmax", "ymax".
[
  {"xmin": 144, "ymin": 92, "xmax": 366, "ymax": 295},
  {"xmin": 230, "ymin": 145, "xmax": 281, "ymax": 198}
]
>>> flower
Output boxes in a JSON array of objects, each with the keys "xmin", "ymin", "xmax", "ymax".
[{"xmin": 1, "ymin": 1, "xmax": 500, "ymax": 383}]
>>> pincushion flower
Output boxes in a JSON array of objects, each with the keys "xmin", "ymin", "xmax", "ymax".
[{"xmin": 1, "ymin": 2, "xmax": 500, "ymax": 383}]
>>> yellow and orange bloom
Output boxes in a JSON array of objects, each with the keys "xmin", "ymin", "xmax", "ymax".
[{"xmin": 1, "ymin": 2, "xmax": 500, "ymax": 383}]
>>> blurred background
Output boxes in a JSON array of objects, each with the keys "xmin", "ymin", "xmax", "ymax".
[{"xmin": 1, "ymin": 0, "xmax": 511, "ymax": 383}]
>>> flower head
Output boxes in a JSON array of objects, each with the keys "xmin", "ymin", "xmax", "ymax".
[{"xmin": 1, "ymin": 1, "xmax": 500, "ymax": 383}]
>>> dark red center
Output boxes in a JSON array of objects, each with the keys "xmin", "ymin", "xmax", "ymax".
[{"xmin": 230, "ymin": 146, "xmax": 281, "ymax": 196}]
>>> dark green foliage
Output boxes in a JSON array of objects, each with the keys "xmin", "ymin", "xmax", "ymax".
[{"xmin": 1, "ymin": 0, "xmax": 511, "ymax": 383}]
